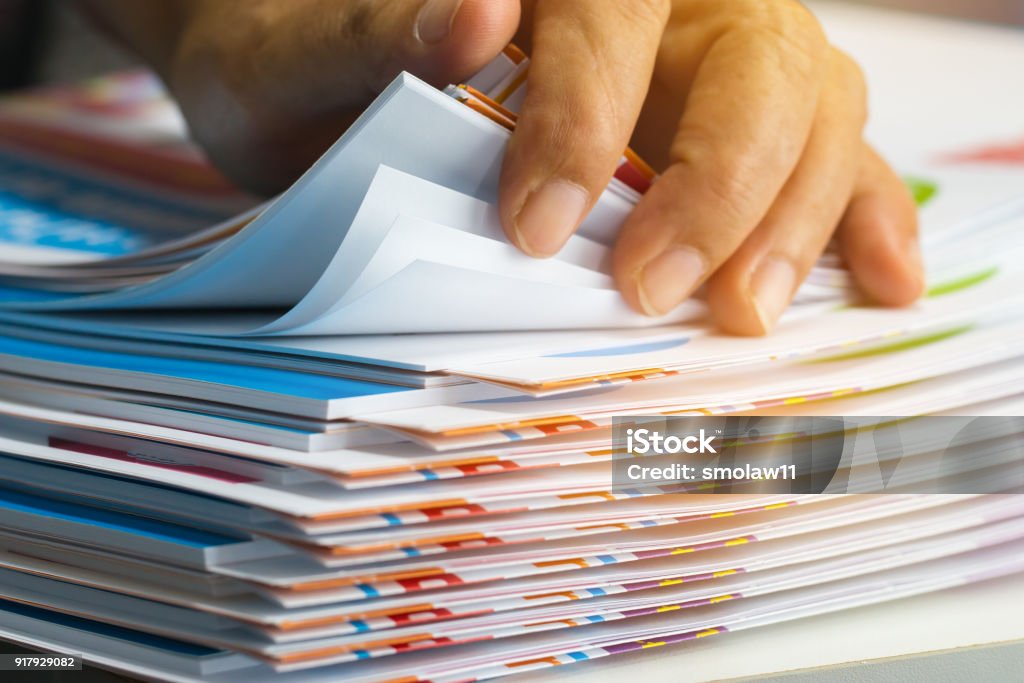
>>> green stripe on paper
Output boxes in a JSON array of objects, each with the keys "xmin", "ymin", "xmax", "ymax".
[
  {"xmin": 808, "ymin": 325, "xmax": 973, "ymax": 364},
  {"xmin": 927, "ymin": 267, "xmax": 998, "ymax": 298},
  {"xmin": 904, "ymin": 176, "xmax": 938, "ymax": 206}
]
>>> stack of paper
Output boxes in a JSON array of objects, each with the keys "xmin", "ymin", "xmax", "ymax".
[{"xmin": 0, "ymin": 44, "xmax": 1021, "ymax": 683}]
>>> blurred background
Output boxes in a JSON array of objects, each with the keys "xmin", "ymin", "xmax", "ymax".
[{"xmin": 1, "ymin": 0, "xmax": 1023, "ymax": 91}]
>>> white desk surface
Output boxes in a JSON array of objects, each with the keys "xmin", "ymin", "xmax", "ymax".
[{"xmin": 520, "ymin": 2, "xmax": 1024, "ymax": 680}]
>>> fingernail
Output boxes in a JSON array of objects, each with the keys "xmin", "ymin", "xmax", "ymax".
[
  {"xmin": 514, "ymin": 180, "xmax": 590, "ymax": 257},
  {"xmin": 637, "ymin": 246, "xmax": 706, "ymax": 316},
  {"xmin": 751, "ymin": 256, "xmax": 797, "ymax": 333},
  {"xmin": 415, "ymin": 0, "xmax": 463, "ymax": 44}
]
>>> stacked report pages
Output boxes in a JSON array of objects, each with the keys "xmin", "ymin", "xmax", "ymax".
[{"xmin": 0, "ymin": 41, "xmax": 1022, "ymax": 683}]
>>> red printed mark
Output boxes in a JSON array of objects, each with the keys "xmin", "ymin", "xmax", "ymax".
[{"xmin": 49, "ymin": 438, "xmax": 258, "ymax": 484}]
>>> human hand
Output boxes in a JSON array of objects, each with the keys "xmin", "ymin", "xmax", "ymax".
[
  {"xmin": 500, "ymin": 0, "xmax": 926, "ymax": 334},
  {"xmin": 83, "ymin": 0, "xmax": 924, "ymax": 335}
]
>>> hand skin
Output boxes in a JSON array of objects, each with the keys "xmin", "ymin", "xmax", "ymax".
[{"xmin": 80, "ymin": 0, "xmax": 925, "ymax": 335}]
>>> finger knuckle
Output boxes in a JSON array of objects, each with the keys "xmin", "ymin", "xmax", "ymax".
[
  {"xmin": 732, "ymin": 2, "xmax": 829, "ymax": 81},
  {"xmin": 670, "ymin": 129, "xmax": 760, "ymax": 222},
  {"xmin": 528, "ymin": 101, "xmax": 621, "ymax": 166},
  {"xmin": 778, "ymin": 1, "xmax": 829, "ymax": 53},
  {"xmin": 623, "ymin": 0, "xmax": 672, "ymax": 29},
  {"xmin": 833, "ymin": 48, "xmax": 867, "ymax": 97}
]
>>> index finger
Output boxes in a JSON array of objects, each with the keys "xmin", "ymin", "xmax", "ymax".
[{"xmin": 499, "ymin": 0, "xmax": 670, "ymax": 257}]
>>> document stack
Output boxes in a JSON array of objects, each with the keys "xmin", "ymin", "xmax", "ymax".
[{"xmin": 0, "ymin": 47, "xmax": 1021, "ymax": 682}]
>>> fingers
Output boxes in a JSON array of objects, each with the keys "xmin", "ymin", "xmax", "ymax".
[
  {"xmin": 837, "ymin": 146, "xmax": 925, "ymax": 307},
  {"xmin": 704, "ymin": 49, "xmax": 868, "ymax": 335},
  {"xmin": 612, "ymin": 3, "xmax": 830, "ymax": 315},
  {"xmin": 499, "ymin": 0, "xmax": 670, "ymax": 257},
  {"xmin": 407, "ymin": 0, "xmax": 523, "ymax": 86}
]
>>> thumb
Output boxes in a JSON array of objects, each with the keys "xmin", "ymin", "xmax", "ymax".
[
  {"xmin": 172, "ymin": 0, "xmax": 520, "ymax": 193},
  {"xmin": 241, "ymin": 0, "xmax": 523, "ymax": 108},
  {"xmin": 406, "ymin": 0, "xmax": 523, "ymax": 86}
]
